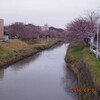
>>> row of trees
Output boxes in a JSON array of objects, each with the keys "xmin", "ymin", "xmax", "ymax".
[
  {"xmin": 5, "ymin": 10, "xmax": 99, "ymax": 43},
  {"xmin": 5, "ymin": 22, "xmax": 41, "ymax": 39},
  {"xmin": 4, "ymin": 22, "xmax": 65, "ymax": 40},
  {"xmin": 65, "ymin": 11, "xmax": 100, "ymax": 45}
]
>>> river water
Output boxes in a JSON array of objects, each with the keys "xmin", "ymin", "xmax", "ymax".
[{"xmin": 0, "ymin": 44, "xmax": 78, "ymax": 100}]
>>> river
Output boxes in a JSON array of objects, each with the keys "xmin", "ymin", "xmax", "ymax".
[{"xmin": 0, "ymin": 44, "xmax": 78, "ymax": 100}]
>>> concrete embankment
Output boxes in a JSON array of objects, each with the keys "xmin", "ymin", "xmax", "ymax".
[{"xmin": 65, "ymin": 45, "xmax": 100, "ymax": 100}]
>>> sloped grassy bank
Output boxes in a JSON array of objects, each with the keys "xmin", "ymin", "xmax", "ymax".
[
  {"xmin": 0, "ymin": 38, "xmax": 62, "ymax": 68},
  {"xmin": 65, "ymin": 45, "xmax": 100, "ymax": 100}
]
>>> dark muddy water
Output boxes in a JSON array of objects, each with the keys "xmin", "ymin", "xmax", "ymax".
[{"xmin": 0, "ymin": 44, "xmax": 78, "ymax": 100}]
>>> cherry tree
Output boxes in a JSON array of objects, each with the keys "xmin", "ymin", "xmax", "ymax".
[
  {"xmin": 66, "ymin": 18, "xmax": 96, "ymax": 44},
  {"xmin": 4, "ymin": 22, "xmax": 42, "ymax": 40}
]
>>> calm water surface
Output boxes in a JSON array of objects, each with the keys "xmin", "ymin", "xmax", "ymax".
[{"xmin": 0, "ymin": 44, "xmax": 78, "ymax": 100}]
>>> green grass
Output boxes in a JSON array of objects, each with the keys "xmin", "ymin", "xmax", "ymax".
[
  {"xmin": 70, "ymin": 45, "xmax": 86, "ymax": 61},
  {"xmin": 0, "ymin": 38, "xmax": 61, "ymax": 62},
  {"xmin": 68, "ymin": 45, "xmax": 100, "ymax": 84},
  {"xmin": 0, "ymin": 49, "xmax": 28, "ymax": 61},
  {"xmin": 23, "ymin": 40, "xmax": 38, "ymax": 45},
  {"xmin": 84, "ymin": 49, "xmax": 100, "ymax": 83}
]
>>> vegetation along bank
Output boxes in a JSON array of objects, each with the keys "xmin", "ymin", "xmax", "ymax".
[
  {"xmin": 65, "ymin": 45, "xmax": 100, "ymax": 100},
  {"xmin": 0, "ymin": 38, "xmax": 62, "ymax": 68}
]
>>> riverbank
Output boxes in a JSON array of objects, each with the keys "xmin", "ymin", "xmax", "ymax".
[
  {"xmin": 65, "ymin": 45, "xmax": 100, "ymax": 100},
  {"xmin": 0, "ymin": 43, "xmax": 78, "ymax": 100},
  {"xmin": 0, "ymin": 38, "xmax": 62, "ymax": 68}
]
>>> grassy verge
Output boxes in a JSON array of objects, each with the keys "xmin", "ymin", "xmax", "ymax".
[
  {"xmin": 67, "ymin": 45, "xmax": 100, "ymax": 85},
  {"xmin": 0, "ymin": 38, "xmax": 62, "ymax": 66},
  {"xmin": 66, "ymin": 45, "xmax": 100, "ymax": 100}
]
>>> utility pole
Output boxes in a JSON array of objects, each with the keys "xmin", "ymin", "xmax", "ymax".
[
  {"xmin": 96, "ymin": 22, "xmax": 99, "ymax": 58},
  {"xmin": 96, "ymin": 7, "xmax": 100, "ymax": 58}
]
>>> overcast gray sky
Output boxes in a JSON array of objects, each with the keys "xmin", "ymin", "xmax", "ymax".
[{"xmin": 0, "ymin": 0, "xmax": 100, "ymax": 28}]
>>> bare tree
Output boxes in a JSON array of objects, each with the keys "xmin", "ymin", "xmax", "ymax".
[{"xmin": 85, "ymin": 11, "xmax": 100, "ymax": 24}]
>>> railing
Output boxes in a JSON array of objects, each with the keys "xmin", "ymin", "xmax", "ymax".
[{"xmin": 90, "ymin": 42, "xmax": 100, "ymax": 58}]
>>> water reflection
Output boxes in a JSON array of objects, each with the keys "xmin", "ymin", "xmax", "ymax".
[
  {"xmin": 0, "ymin": 43, "xmax": 78, "ymax": 100},
  {"xmin": 0, "ymin": 69, "xmax": 4, "ymax": 80},
  {"xmin": 9, "ymin": 53, "xmax": 40, "ymax": 71},
  {"xmin": 61, "ymin": 64, "xmax": 78, "ymax": 99}
]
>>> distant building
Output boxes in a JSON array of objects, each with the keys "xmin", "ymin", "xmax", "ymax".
[
  {"xmin": 41, "ymin": 24, "xmax": 49, "ymax": 31},
  {"xmin": 0, "ymin": 19, "xmax": 4, "ymax": 40}
]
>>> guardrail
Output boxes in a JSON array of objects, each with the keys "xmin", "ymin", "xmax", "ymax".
[{"xmin": 90, "ymin": 49, "xmax": 100, "ymax": 57}]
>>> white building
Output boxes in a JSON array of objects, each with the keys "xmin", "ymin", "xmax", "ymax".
[{"xmin": 41, "ymin": 24, "xmax": 49, "ymax": 31}]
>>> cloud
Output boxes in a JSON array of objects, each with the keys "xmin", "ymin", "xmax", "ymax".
[{"xmin": 0, "ymin": 0, "xmax": 100, "ymax": 28}]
